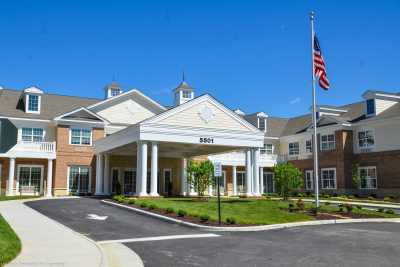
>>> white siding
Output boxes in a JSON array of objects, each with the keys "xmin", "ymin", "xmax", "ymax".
[
  {"xmin": 375, "ymin": 99, "xmax": 398, "ymax": 115},
  {"xmin": 97, "ymin": 99, "xmax": 156, "ymax": 125}
]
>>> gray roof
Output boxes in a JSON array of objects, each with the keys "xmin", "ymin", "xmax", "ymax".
[
  {"xmin": 265, "ymin": 117, "xmax": 289, "ymax": 137},
  {"xmin": 0, "ymin": 89, "xmax": 100, "ymax": 120}
]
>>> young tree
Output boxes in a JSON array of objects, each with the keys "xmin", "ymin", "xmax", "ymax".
[
  {"xmin": 273, "ymin": 163, "xmax": 303, "ymax": 200},
  {"xmin": 187, "ymin": 160, "xmax": 214, "ymax": 197}
]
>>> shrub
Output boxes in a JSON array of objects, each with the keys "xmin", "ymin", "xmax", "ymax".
[
  {"xmin": 338, "ymin": 204, "xmax": 344, "ymax": 212},
  {"xmin": 199, "ymin": 214, "xmax": 210, "ymax": 222},
  {"xmin": 368, "ymin": 196, "xmax": 375, "ymax": 200},
  {"xmin": 128, "ymin": 199, "xmax": 136, "ymax": 205},
  {"xmin": 226, "ymin": 217, "xmax": 237, "ymax": 224},
  {"xmin": 356, "ymin": 205, "xmax": 363, "ymax": 210},
  {"xmin": 384, "ymin": 197, "xmax": 392, "ymax": 202},
  {"xmin": 339, "ymin": 195, "xmax": 347, "ymax": 199},
  {"xmin": 322, "ymin": 193, "xmax": 331, "ymax": 199},
  {"xmin": 177, "ymin": 209, "xmax": 187, "ymax": 217},
  {"xmin": 165, "ymin": 207, "xmax": 174, "ymax": 214},
  {"xmin": 296, "ymin": 199, "xmax": 305, "ymax": 210},
  {"xmin": 344, "ymin": 204, "xmax": 353, "ymax": 213},
  {"xmin": 298, "ymin": 192, "xmax": 305, "ymax": 198},
  {"xmin": 113, "ymin": 195, "xmax": 125, "ymax": 203},
  {"xmin": 148, "ymin": 204, "xmax": 157, "ymax": 210},
  {"xmin": 140, "ymin": 202, "xmax": 148, "ymax": 208},
  {"xmin": 377, "ymin": 208, "xmax": 384, "ymax": 213},
  {"xmin": 347, "ymin": 195, "xmax": 354, "ymax": 199},
  {"xmin": 288, "ymin": 203, "xmax": 295, "ymax": 212},
  {"xmin": 310, "ymin": 207, "xmax": 319, "ymax": 215},
  {"xmin": 385, "ymin": 209, "xmax": 395, "ymax": 215}
]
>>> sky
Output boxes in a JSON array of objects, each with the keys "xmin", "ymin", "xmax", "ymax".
[{"xmin": 0, "ymin": 0, "xmax": 399, "ymax": 118}]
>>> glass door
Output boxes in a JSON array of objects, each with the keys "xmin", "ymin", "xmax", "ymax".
[
  {"xmin": 111, "ymin": 168, "xmax": 120, "ymax": 194},
  {"xmin": 18, "ymin": 166, "xmax": 43, "ymax": 195},
  {"xmin": 263, "ymin": 172, "xmax": 275, "ymax": 193},
  {"xmin": 163, "ymin": 169, "xmax": 172, "ymax": 196},
  {"xmin": 68, "ymin": 166, "xmax": 89, "ymax": 194},
  {"xmin": 123, "ymin": 169, "xmax": 136, "ymax": 195},
  {"xmin": 236, "ymin": 171, "xmax": 246, "ymax": 194}
]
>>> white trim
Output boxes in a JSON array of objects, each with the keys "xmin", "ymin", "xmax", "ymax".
[
  {"xmin": 357, "ymin": 128, "xmax": 375, "ymax": 150},
  {"xmin": 97, "ymin": 234, "xmax": 220, "ymax": 245},
  {"xmin": 320, "ymin": 133, "xmax": 336, "ymax": 151},
  {"xmin": 67, "ymin": 165, "xmax": 92, "ymax": 194},
  {"xmin": 25, "ymin": 94, "xmax": 41, "ymax": 114},
  {"xmin": 358, "ymin": 166, "xmax": 378, "ymax": 190},
  {"xmin": 321, "ymin": 168, "xmax": 337, "ymax": 190},
  {"xmin": 87, "ymin": 89, "xmax": 167, "ymax": 111},
  {"xmin": 0, "ymin": 116, "xmax": 51, "ymax": 122}
]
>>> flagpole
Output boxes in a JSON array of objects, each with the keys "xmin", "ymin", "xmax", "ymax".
[{"xmin": 310, "ymin": 11, "xmax": 320, "ymax": 208}]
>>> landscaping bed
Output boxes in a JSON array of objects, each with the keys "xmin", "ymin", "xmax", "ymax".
[
  {"xmin": 0, "ymin": 196, "xmax": 39, "ymax": 202},
  {"xmin": 111, "ymin": 196, "xmax": 400, "ymax": 226},
  {"xmin": 0, "ymin": 214, "xmax": 21, "ymax": 266}
]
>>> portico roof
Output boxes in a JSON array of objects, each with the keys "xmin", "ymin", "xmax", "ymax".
[{"xmin": 95, "ymin": 94, "xmax": 264, "ymax": 156}]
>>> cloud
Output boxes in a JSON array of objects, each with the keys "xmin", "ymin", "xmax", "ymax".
[{"xmin": 289, "ymin": 97, "xmax": 301, "ymax": 105}]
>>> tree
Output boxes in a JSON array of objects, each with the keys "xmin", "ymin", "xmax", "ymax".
[
  {"xmin": 187, "ymin": 160, "xmax": 214, "ymax": 197},
  {"xmin": 273, "ymin": 163, "xmax": 303, "ymax": 200}
]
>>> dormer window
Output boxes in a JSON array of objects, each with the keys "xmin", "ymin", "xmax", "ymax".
[
  {"xmin": 366, "ymin": 99, "xmax": 375, "ymax": 116},
  {"xmin": 23, "ymin": 86, "xmax": 43, "ymax": 114},
  {"xmin": 258, "ymin": 117, "xmax": 267, "ymax": 132}
]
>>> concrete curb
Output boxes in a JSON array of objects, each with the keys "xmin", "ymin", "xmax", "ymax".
[
  {"xmin": 296, "ymin": 198, "xmax": 400, "ymax": 209},
  {"xmin": 102, "ymin": 199, "xmax": 400, "ymax": 232}
]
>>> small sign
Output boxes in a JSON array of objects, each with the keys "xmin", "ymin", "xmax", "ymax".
[
  {"xmin": 214, "ymin": 162, "xmax": 222, "ymax": 177},
  {"xmin": 86, "ymin": 214, "xmax": 108, "ymax": 221}
]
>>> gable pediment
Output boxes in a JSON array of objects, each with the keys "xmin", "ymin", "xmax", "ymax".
[
  {"xmin": 143, "ymin": 95, "xmax": 260, "ymax": 133},
  {"xmin": 54, "ymin": 107, "xmax": 108, "ymax": 124}
]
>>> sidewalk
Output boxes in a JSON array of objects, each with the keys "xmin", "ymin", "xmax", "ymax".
[
  {"xmin": 295, "ymin": 198, "xmax": 400, "ymax": 209},
  {"xmin": 0, "ymin": 199, "xmax": 105, "ymax": 267}
]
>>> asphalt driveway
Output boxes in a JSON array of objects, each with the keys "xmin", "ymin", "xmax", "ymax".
[{"xmin": 26, "ymin": 197, "xmax": 400, "ymax": 267}]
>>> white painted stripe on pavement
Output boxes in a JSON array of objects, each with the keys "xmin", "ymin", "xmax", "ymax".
[{"xmin": 97, "ymin": 233, "xmax": 220, "ymax": 244}]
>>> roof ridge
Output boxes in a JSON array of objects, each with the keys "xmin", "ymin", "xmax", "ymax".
[{"xmin": 1, "ymin": 88, "xmax": 101, "ymax": 101}]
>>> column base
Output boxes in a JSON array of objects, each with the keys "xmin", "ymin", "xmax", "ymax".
[
  {"xmin": 137, "ymin": 192, "xmax": 149, "ymax": 197},
  {"xmin": 252, "ymin": 193, "xmax": 262, "ymax": 197},
  {"xmin": 243, "ymin": 193, "xmax": 254, "ymax": 197},
  {"xmin": 45, "ymin": 193, "xmax": 53, "ymax": 198},
  {"xmin": 189, "ymin": 192, "xmax": 198, "ymax": 196},
  {"xmin": 149, "ymin": 192, "xmax": 160, "ymax": 197}
]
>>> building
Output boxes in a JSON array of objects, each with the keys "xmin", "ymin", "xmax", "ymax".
[{"xmin": 0, "ymin": 82, "xmax": 399, "ymax": 197}]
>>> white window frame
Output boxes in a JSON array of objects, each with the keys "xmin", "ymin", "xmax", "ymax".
[
  {"xmin": 321, "ymin": 168, "xmax": 337, "ymax": 189},
  {"xmin": 110, "ymin": 88, "xmax": 121, "ymax": 97},
  {"xmin": 25, "ymin": 94, "xmax": 41, "ymax": 114},
  {"xmin": 289, "ymin": 142, "xmax": 300, "ymax": 155},
  {"xmin": 320, "ymin": 134, "xmax": 335, "ymax": 151},
  {"xmin": 182, "ymin": 90, "xmax": 191, "ymax": 99},
  {"xmin": 357, "ymin": 129, "xmax": 375, "ymax": 150},
  {"xmin": 260, "ymin": 143, "xmax": 274, "ymax": 155},
  {"xmin": 257, "ymin": 117, "xmax": 267, "ymax": 132},
  {"xmin": 358, "ymin": 166, "xmax": 377, "ymax": 190},
  {"xmin": 305, "ymin": 170, "xmax": 314, "ymax": 190},
  {"xmin": 67, "ymin": 166, "xmax": 92, "ymax": 194},
  {"xmin": 69, "ymin": 127, "xmax": 93, "ymax": 146},
  {"xmin": 236, "ymin": 171, "xmax": 246, "ymax": 194},
  {"xmin": 20, "ymin": 127, "xmax": 45, "ymax": 143},
  {"xmin": 305, "ymin": 139, "xmax": 312, "ymax": 153},
  {"xmin": 17, "ymin": 164, "xmax": 44, "ymax": 195}
]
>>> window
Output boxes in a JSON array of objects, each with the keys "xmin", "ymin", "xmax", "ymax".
[
  {"xmin": 261, "ymin": 144, "xmax": 273, "ymax": 155},
  {"xmin": 70, "ymin": 128, "xmax": 92, "ymax": 145},
  {"xmin": 359, "ymin": 167, "xmax": 377, "ymax": 189},
  {"xmin": 305, "ymin": 170, "xmax": 313, "ymax": 190},
  {"xmin": 236, "ymin": 171, "xmax": 246, "ymax": 194},
  {"xmin": 27, "ymin": 94, "xmax": 39, "ymax": 112},
  {"xmin": 289, "ymin": 142, "xmax": 299, "ymax": 155},
  {"xmin": 320, "ymin": 134, "xmax": 335, "ymax": 151},
  {"xmin": 68, "ymin": 166, "xmax": 90, "ymax": 194},
  {"xmin": 358, "ymin": 130, "xmax": 375, "ymax": 149},
  {"xmin": 182, "ymin": 90, "xmax": 191, "ymax": 99},
  {"xmin": 366, "ymin": 99, "xmax": 375, "ymax": 116},
  {"xmin": 110, "ymin": 88, "xmax": 120, "ymax": 97},
  {"xmin": 258, "ymin": 118, "xmax": 267, "ymax": 132},
  {"xmin": 21, "ymin": 128, "xmax": 44, "ymax": 142},
  {"xmin": 321, "ymin": 168, "xmax": 336, "ymax": 189},
  {"xmin": 18, "ymin": 165, "xmax": 43, "ymax": 194},
  {"xmin": 306, "ymin": 140, "xmax": 312, "ymax": 153}
]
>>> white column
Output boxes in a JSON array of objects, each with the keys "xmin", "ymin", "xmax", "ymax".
[
  {"xmin": 245, "ymin": 149, "xmax": 252, "ymax": 196},
  {"xmin": 103, "ymin": 154, "xmax": 110, "ymax": 195},
  {"xmin": 7, "ymin": 158, "xmax": 15, "ymax": 196},
  {"xmin": 46, "ymin": 159, "xmax": 53, "ymax": 197},
  {"xmin": 253, "ymin": 148, "xmax": 261, "ymax": 196},
  {"xmin": 95, "ymin": 154, "xmax": 104, "ymax": 195},
  {"xmin": 150, "ymin": 142, "xmax": 159, "ymax": 196},
  {"xmin": 232, "ymin": 165, "xmax": 237, "ymax": 196},
  {"xmin": 180, "ymin": 158, "xmax": 187, "ymax": 196},
  {"xmin": 259, "ymin": 167, "xmax": 264, "ymax": 195},
  {"xmin": 136, "ymin": 143, "xmax": 141, "ymax": 194},
  {"xmin": 138, "ymin": 141, "xmax": 148, "ymax": 197}
]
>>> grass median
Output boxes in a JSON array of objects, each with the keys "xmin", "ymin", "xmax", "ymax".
[
  {"xmin": 0, "ymin": 196, "xmax": 39, "ymax": 202},
  {"xmin": 0, "ymin": 214, "xmax": 21, "ymax": 266}
]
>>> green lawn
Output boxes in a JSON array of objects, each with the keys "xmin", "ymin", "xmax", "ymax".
[
  {"xmin": 0, "ymin": 214, "xmax": 21, "ymax": 266},
  {"xmin": 134, "ymin": 198, "xmax": 313, "ymax": 225},
  {"xmin": 130, "ymin": 198, "xmax": 400, "ymax": 225},
  {"xmin": 0, "ymin": 195, "xmax": 39, "ymax": 202}
]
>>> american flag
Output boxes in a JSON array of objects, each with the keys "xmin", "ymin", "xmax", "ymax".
[{"xmin": 314, "ymin": 35, "xmax": 330, "ymax": 90}]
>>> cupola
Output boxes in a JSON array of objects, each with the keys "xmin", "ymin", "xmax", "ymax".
[
  {"xmin": 173, "ymin": 75, "xmax": 194, "ymax": 106},
  {"xmin": 105, "ymin": 81, "xmax": 123, "ymax": 99}
]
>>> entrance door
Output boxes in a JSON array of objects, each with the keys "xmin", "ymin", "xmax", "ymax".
[
  {"xmin": 68, "ymin": 166, "xmax": 90, "ymax": 195},
  {"xmin": 236, "ymin": 171, "xmax": 246, "ymax": 194},
  {"xmin": 123, "ymin": 169, "xmax": 136, "ymax": 195},
  {"xmin": 263, "ymin": 172, "xmax": 275, "ymax": 194},
  {"xmin": 18, "ymin": 165, "xmax": 43, "ymax": 195},
  {"xmin": 213, "ymin": 171, "xmax": 226, "ymax": 195},
  {"xmin": 111, "ymin": 168, "xmax": 120, "ymax": 194},
  {"xmin": 163, "ymin": 169, "xmax": 172, "ymax": 196}
]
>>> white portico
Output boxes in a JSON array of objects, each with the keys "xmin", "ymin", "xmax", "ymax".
[{"xmin": 94, "ymin": 94, "xmax": 264, "ymax": 197}]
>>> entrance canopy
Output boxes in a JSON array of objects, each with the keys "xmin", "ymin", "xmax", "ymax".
[{"xmin": 95, "ymin": 94, "xmax": 264, "ymax": 157}]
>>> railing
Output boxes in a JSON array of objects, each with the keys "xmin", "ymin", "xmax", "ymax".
[
  {"xmin": 278, "ymin": 153, "xmax": 313, "ymax": 162},
  {"xmin": 13, "ymin": 141, "xmax": 56, "ymax": 153}
]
